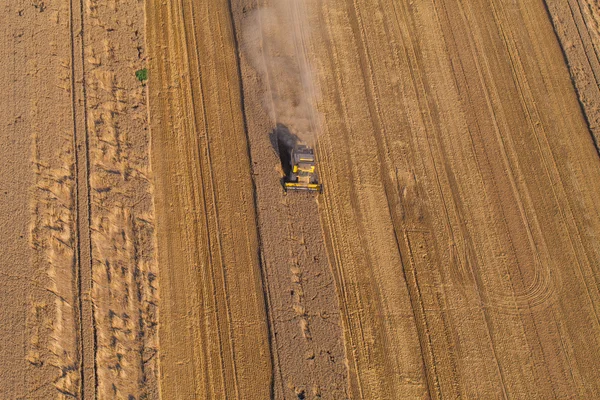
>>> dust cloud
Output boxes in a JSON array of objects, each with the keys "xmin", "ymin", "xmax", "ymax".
[{"xmin": 241, "ymin": 0, "xmax": 321, "ymax": 145}]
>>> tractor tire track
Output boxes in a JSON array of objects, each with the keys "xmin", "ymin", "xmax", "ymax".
[{"xmin": 68, "ymin": 0, "xmax": 96, "ymax": 396}]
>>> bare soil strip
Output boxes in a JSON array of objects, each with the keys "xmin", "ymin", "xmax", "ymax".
[{"xmin": 147, "ymin": 0, "xmax": 271, "ymax": 398}]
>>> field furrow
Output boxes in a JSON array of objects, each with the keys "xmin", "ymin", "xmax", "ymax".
[{"xmin": 69, "ymin": 0, "xmax": 95, "ymax": 395}]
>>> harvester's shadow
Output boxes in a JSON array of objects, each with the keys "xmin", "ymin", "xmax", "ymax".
[{"xmin": 270, "ymin": 123, "xmax": 299, "ymax": 178}]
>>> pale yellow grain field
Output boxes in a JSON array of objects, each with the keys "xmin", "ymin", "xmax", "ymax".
[{"xmin": 2, "ymin": 0, "xmax": 600, "ymax": 399}]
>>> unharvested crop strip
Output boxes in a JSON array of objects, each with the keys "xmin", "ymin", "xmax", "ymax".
[
  {"xmin": 489, "ymin": 0, "xmax": 600, "ymax": 329},
  {"xmin": 317, "ymin": 6, "xmax": 378, "ymax": 398},
  {"xmin": 308, "ymin": 6, "xmax": 375, "ymax": 397},
  {"xmin": 431, "ymin": 3, "xmax": 562, "ymax": 394},
  {"xmin": 178, "ymin": 1, "xmax": 232, "ymax": 393},
  {"xmin": 340, "ymin": 0, "xmax": 443, "ymax": 395}
]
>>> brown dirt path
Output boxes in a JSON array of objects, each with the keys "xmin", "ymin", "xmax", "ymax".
[{"xmin": 146, "ymin": 0, "xmax": 272, "ymax": 398}]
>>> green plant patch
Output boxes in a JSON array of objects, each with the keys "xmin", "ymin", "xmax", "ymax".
[{"xmin": 135, "ymin": 68, "xmax": 148, "ymax": 83}]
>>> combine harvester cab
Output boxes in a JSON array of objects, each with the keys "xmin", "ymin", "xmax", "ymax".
[{"xmin": 283, "ymin": 144, "xmax": 322, "ymax": 193}]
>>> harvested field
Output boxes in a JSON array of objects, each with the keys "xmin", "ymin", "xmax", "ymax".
[
  {"xmin": 2, "ymin": 0, "xmax": 600, "ymax": 399},
  {"xmin": 2, "ymin": 0, "xmax": 158, "ymax": 398}
]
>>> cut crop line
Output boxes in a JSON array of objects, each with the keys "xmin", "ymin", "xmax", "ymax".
[
  {"xmin": 147, "ymin": 2, "xmax": 211, "ymax": 396},
  {"xmin": 395, "ymin": 2, "xmax": 496, "ymax": 393},
  {"xmin": 402, "ymin": 232, "xmax": 441, "ymax": 396},
  {"xmin": 378, "ymin": 0, "xmax": 462, "ymax": 394},
  {"xmin": 313, "ymin": 128, "xmax": 361, "ymax": 396}
]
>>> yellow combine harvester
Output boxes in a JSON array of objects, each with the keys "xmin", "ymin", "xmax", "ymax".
[{"xmin": 283, "ymin": 144, "xmax": 322, "ymax": 193}]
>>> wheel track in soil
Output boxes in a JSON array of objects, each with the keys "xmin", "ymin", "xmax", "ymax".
[{"xmin": 68, "ymin": 0, "xmax": 96, "ymax": 396}]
